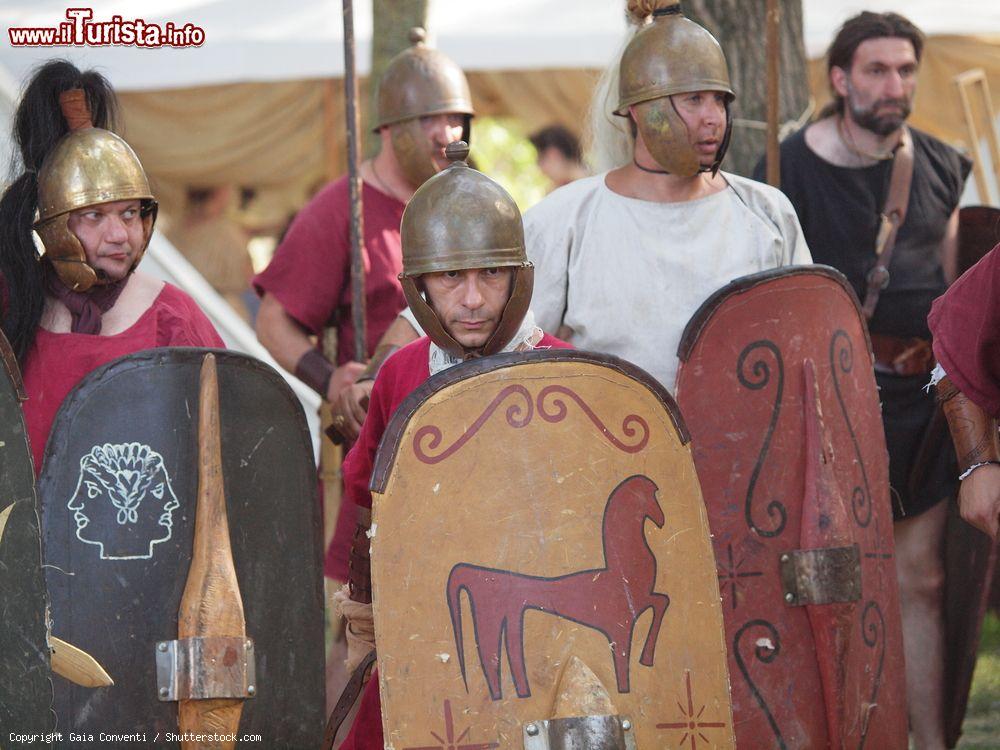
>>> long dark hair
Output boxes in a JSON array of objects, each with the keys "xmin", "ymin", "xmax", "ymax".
[
  {"xmin": 822, "ymin": 12, "xmax": 924, "ymax": 118},
  {"xmin": 0, "ymin": 60, "xmax": 119, "ymax": 362}
]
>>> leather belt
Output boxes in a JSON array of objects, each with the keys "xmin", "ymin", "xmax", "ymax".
[{"xmin": 870, "ymin": 334, "xmax": 934, "ymax": 376}]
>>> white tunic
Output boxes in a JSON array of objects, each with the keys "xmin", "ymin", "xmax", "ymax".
[{"xmin": 524, "ymin": 172, "xmax": 812, "ymax": 392}]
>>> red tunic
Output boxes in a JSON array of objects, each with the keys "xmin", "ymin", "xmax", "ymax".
[
  {"xmin": 339, "ymin": 332, "xmax": 571, "ymax": 750},
  {"xmin": 252, "ymin": 177, "xmax": 406, "ymax": 365},
  {"xmin": 253, "ymin": 176, "xmax": 407, "ymax": 579},
  {"xmin": 929, "ymin": 243, "xmax": 1000, "ymax": 416},
  {"xmin": 21, "ymin": 283, "xmax": 224, "ymax": 474}
]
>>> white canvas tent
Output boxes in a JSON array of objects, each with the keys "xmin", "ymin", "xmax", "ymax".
[
  {"xmin": 0, "ymin": 1, "xmax": 998, "ymax": 447},
  {"xmin": 1, "ymin": 1, "xmax": 998, "ymax": 90}
]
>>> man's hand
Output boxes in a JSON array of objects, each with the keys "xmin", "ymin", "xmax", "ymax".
[
  {"xmin": 958, "ymin": 463, "xmax": 1000, "ymax": 538},
  {"xmin": 330, "ymin": 380, "xmax": 375, "ymax": 442},
  {"xmin": 326, "ymin": 361, "xmax": 365, "ymax": 403}
]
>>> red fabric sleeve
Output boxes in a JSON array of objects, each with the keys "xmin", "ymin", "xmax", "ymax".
[
  {"xmin": 253, "ymin": 179, "xmax": 351, "ymax": 335},
  {"xmin": 929, "ymin": 244, "xmax": 1000, "ymax": 416},
  {"xmin": 341, "ymin": 381, "xmax": 389, "ymax": 512},
  {"xmin": 341, "ymin": 339, "xmax": 430, "ymax": 510}
]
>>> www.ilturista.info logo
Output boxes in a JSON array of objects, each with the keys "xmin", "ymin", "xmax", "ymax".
[{"xmin": 9, "ymin": 8, "xmax": 205, "ymax": 48}]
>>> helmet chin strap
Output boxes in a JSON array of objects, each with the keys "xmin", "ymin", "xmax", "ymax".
[
  {"xmin": 633, "ymin": 157, "xmax": 717, "ymax": 176},
  {"xmin": 633, "ymin": 158, "xmax": 670, "ymax": 175}
]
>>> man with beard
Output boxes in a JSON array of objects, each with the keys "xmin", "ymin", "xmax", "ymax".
[
  {"xmin": 754, "ymin": 12, "xmax": 971, "ymax": 748},
  {"xmin": 0, "ymin": 61, "xmax": 223, "ymax": 475},
  {"xmin": 333, "ymin": 142, "xmax": 570, "ymax": 748},
  {"xmin": 253, "ymin": 29, "xmax": 473, "ymax": 584}
]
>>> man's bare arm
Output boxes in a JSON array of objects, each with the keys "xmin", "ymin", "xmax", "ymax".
[{"xmin": 256, "ymin": 292, "xmax": 363, "ymax": 402}]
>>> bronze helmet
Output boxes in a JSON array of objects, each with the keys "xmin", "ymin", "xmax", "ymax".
[
  {"xmin": 34, "ymin": 98, "xmax": 157, "ymax": 292},
  {"xmin": 616, "ymin": 2, "xmax": 734, "ymax": 176},
  {"xmin": 374, "ymin": 28, "xmax": 475, "ymax": 188},
  {"xmin": 399, "ymin": 142, "xmax": 533, "ymax": 359}
]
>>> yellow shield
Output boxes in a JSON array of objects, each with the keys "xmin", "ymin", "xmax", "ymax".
[{"xmin": 370, "ymin": 351, "xmax": 735, "ymax": 749}]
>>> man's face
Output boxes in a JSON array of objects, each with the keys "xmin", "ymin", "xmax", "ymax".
[
  {"xmin": 419, "ymin": 113, "xmax": 466, "ymax": 171},
  {"xmin": 422, "ymin": 267, "xmax": 513, "ymax": 349},
  {"xmin": 631, "ymin": 89, "xmax": 727, "ymax": 173},
  {"xmin": 670, "ymin": 90, "xmax": 727, "ymax": 167},
  {"xmin": 833, "ymin": 37, "xmax": 918, "ymax": 136},
  {"xmin": 67, "ymin": 199, "xmax": 145, "ymax": 280}
]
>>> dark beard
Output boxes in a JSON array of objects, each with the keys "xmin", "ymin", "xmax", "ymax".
[{"xmin": 849, "ymin": 97, "xmax": 911, "ymax": 136}]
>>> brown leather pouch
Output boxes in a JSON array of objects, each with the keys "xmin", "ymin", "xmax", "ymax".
[{"xmin": 870, "ymin": 334, "xmax": 934, "ymax": 376}]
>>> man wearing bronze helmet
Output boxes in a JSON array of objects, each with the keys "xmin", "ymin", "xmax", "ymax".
[
  {"xmin": 524, "ymin": 0, "xmax": 810, "ymax": 393},
  {"xmin": 0, "ymin": 60, "xmax": 223, "ymax": 474},
  {"xmin": 333, "ymin": 142, "xmax": 570, "ymax": 749},
  {"xmin": 253, "ymin": 28, "xmax": 474, "ymax": 584},
  {"xmin": 754, "ymin": 13, "xmax": 971, "ymax": 747}
]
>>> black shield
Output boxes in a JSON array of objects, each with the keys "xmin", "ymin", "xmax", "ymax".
[
  {"xmin": 0, "ymin": 330, "xmax": 54, "ymax": 746},
  {"xmin": 40, "ymin": 348, "xmax": 324, "ymax": 747}
]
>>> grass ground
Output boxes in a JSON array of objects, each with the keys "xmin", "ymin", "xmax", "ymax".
[{"xmin": 958, "ymin": 613, "xmax": 1000, "ymax": 749}]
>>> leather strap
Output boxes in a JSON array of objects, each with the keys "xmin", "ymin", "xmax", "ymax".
[
  {"xmin": 348, "ymin": 507, "xmax": 373, "ymax": 604},
  {"xmin": 937, "ymin": 375, "xmax": 1000, "ymax": 475},
  {"xmin": 321, "ymin": 649, "xmax": 377, "ymax": 750},
  {"xmin": 861, "ymin": 127, "xmax": 915, "ymax": 320}
]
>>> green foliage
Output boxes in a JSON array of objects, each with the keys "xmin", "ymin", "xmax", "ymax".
[
  {"xmin": 469, "ymin": 117, "xmax": 550, "ymax": 212},
  {"xmin": 961, "ymin": 613, "xmax": 1000, "ymax": 748}
]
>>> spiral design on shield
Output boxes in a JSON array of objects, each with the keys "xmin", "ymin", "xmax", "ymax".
[
  {"xmin": 733, "ymin": 619, "xmax": 787, "ymax": 750},
  {"xmin": 537, "ymin": 385, "xmax": 649, "ymax": 453},
  {"xmin": 413, "ymin": 384, "xmax": 533, "ymax": 464},
  {"xmin": 829, "ymin": 329, "xmax": 873, "ymax": 528},
  {"xmin": 858, "ymin": 601, "xmax": 886, "ymax": 749},
  {"xmin": 737, "ymin": 340, "xmax": 787, "ymax": 538}
]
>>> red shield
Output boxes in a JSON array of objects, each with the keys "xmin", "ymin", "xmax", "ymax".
[{"xmin": 676, "ymin": 266, "xmax": 907, "ymax": 749}]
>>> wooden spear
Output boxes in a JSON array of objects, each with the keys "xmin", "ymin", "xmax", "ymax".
[
  {"xmin": 343, "ymin": 0, "xmax": 367, "ymax": 363},
  {"xmin": 765, "ymin": 0, "xmax": 781, "ymax": 188}
]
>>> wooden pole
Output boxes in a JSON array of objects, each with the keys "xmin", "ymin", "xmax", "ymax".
[
  {"xmin": 765, "ymin": 0, "xmax": 781, "ymax": 188},
  {"xmin": 343, "ymin": 0, "xmax": 367, "ymax": 362}
]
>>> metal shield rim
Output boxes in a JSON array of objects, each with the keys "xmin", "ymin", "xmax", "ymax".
[
  {"xmin": 676, "ymin": 265, "xmax": 871, "ymax": 363},
  {"xmin": 370, "ymin": 349, "xmax": 690, "ymax": 494},
  {"xmin": 38, "ymin": 347, "xmax": 313, "ymax": 480}
]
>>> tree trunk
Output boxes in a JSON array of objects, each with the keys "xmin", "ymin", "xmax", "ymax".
[
  {"xmin": 682, "ymin": 0, "xmax": 809, "ymax": 177},
  {"xmin": 366, "ymin": 0, "xmax": 429, "ymax": 155}
]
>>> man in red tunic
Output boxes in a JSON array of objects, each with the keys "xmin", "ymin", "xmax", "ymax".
[
  {"xmin": 929, "ymin": 246, "xmax": 1000, "ymax": 538},
  {"xmin": 333, "ymin": 142, "xmax": 569, "ymax": 749},
  {"xmin": 253, "ymin": 29, "xmax": 474, "ymax": 583},
  {"xmin": 0, "ymin": 61, "xmax": 222, "ymax": 474}
]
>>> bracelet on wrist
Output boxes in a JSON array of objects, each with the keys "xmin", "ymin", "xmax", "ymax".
[{"xmin": 959, "ymin": 460, "xmax": 1000, "ymax": 481}]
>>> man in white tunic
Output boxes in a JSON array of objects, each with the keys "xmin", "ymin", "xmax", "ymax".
[{"xmin": 525, "ymin": 0, "xmax": 811, "ymax": 391}]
